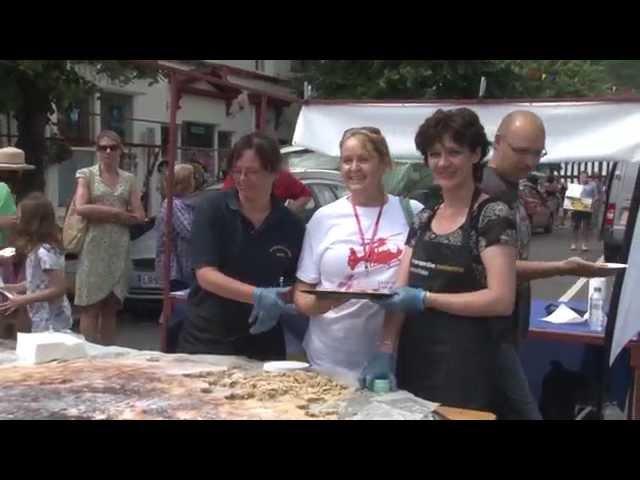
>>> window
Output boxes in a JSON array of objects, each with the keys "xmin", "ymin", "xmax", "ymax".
[
  {"xmin": 181, "ymin": 122, "xmax": 214, "ymax": 149},
  {"xmin": 181, "ymin": 122, "xmax": 215, "ymax": 174},
  {"xmin": 59, "ymin": 96, "xmax": 93, "ymax": 145},
  {"xmin": 100, "ymin": 92, "xmax": 133, "ymax": 142},
  {"xmin": 255, "ymin": 60, "xmax": 266, "ymax": 72},
  {"xmin": 311, "ymin": 184, "xmax": 337, "ymax": 206}
]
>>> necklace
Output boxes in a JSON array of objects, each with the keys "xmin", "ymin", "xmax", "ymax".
[{"xmin": 350, "ymin": 196, "xmax": 385, "ymax": 271}]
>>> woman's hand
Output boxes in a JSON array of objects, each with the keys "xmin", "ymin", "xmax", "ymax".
[
  {"xmin": 374, "ymin": 287, "xmax": 426, "ymax": 314},
  {"xmin": 358, "ymin": 351, "xmax": 397, "ymax": 391},
  {"xmin": 2, "ymin": 283, "xmax": 25, "ymax": 294},
  {"xmin": 293, "ymin": 281, "xmax": 350, "ymax": 317},
  {"xmin": 119, "ymin": 210, "xmax": 145, "ymax": 225},
  {"xmin": 0, "ymin": 294, "xmax": 27, "ymax": 316},
  {"xmin": 248, "ymin": 287, "xmax": 299, "ymax": 335}
]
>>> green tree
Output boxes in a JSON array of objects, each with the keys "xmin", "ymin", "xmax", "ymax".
[
  {"xmin": 596, "ymin": 60, "xmax": 640, "ymax": 93},
  {"xmin": 297, "ymin": 60, "xmax": 611, "ymax": 101},
  {"xmin": 0, "ymin": 60, "xmax": 161, "ymax": 194}
]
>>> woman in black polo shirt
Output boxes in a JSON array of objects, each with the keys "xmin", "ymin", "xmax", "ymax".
[{"xmin": 177, "ymin": 133, "xmax": 305, "ymax": 360}]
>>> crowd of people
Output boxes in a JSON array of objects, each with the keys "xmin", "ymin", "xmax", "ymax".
[
  {"xmin": 0, "ymin": 108, "xmax": 618, "ymax": 419},
  {"xmin": 525, "ymin": 167, "xmax": 606, "ymax": 251}
]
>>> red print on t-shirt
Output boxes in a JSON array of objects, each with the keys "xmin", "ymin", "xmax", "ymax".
[{"xmin": 347, "ymin": 235, "xmax": 403, "ymax": 271}]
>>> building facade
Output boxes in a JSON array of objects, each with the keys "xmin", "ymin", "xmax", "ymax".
[{"xmin": 0, "ymin": 60, "xmax": 300, "ymax": 221}]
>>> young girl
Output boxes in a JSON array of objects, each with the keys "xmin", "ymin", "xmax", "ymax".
[{"xmin": 0, "ymin": 192, "xmax": 72, "ymax": 332}]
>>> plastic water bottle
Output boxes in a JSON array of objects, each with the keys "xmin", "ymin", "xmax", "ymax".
[{"xmin": 589, "ymin": 286, "xmax": 605, "ymax": 332}]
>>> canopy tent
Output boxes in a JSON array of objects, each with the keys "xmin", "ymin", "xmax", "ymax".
[
  {"xmin": 292, "ymin": 98, "xmax": 640, "ymax": 164},
  {"xmin": 293, "ymin": 98, "xmax": 640, "ymax": 416}
]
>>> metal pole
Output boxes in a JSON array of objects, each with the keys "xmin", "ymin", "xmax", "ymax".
[
  {"xmin": 160, "ymin": 71, "xmax": 180, "ymax": 353},
  {"xmin": 259, "ymin": 95, "xmax": 267, "ymax": 131},
  {"xmin": 600, "ymin": 163, "xmax": 640, "ymax": 418}
]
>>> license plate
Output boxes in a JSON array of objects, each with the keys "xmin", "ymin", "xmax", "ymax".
[{"xmin": 136, "ymin": 273, "xmax": 160, "ymax": 288}]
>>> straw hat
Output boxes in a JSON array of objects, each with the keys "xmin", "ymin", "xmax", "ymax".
[{"xmin": 0, "ymin": 147, "xmax": 35, "ymax": 171}]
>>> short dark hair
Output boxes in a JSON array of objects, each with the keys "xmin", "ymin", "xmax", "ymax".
[
  {"xmin": 414, "ymin": 108, "xmax": 490, "ymax": 183},
  {"xmin": 227, "ymin": 132, "xmax": 282, "ymax": 173}
]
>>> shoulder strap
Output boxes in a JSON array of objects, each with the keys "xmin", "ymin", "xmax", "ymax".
[
  {"xmin": 399, "ymin": 196, "xmax": 415, "ymax": 228},
  {"xmin": 462, "ymin": 187, "xmax": 482, "ymax": 247}
]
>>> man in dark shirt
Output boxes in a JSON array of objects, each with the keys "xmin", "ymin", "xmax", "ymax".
[{"xmin": 485, "ymin": 111, "xmax": 616, "ymax": 419}]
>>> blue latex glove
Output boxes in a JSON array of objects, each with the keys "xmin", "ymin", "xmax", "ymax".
[
  {"xmin": 373, "ymin": 286, "xmax": 427, "ymax": 314},
  {"xmin": 248, "ymin": 287, "xmax": 299, "ymax": 335},
  {"xmin": 358, "ymin": 351, "xmax": 397, "ymax": 391}
]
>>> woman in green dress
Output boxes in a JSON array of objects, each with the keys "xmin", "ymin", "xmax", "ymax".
[{"xmin": 74, "ymin": 130, "xmax": 146, "ymax": 345}]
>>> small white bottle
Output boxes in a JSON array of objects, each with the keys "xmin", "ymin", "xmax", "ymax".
[{"xmin": 589, "ymin": 286, "xmax": 605, "ymax": 332}]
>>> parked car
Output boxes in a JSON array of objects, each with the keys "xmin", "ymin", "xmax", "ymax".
[
  {"xmin": 519, "ymin": 174, "xmax": 555, "ymax": 234},
  {"xmin": 123, "ymin": 168, "xmax": 346, "ymax": 307},
  {"xmin": 281, "ymin": 146, "xmax": 433, "ymax": 197},
  {"xmin": 602, "ymin": 161, "xmax": 639, "ymax": 262}
]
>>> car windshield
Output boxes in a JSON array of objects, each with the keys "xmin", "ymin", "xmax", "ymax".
[{"xmin": 283, "ymin": 149, "xmax": 432, "ymax": 197}]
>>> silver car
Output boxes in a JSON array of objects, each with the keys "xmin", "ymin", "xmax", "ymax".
[
  {"xmin": 125, "ymin": 168, "xmax": 346, "ymax": 305},
  {"xmin": 602, "ymin": 162, "xmax": 639, "ymax": 262}
]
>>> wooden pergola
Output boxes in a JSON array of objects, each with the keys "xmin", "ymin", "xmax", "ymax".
[{"xmin": 135, "ymin": 61, "xmax": 299, "ymax": 352}]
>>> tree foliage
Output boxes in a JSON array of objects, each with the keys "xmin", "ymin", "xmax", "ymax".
[
  {"xmin": 0, "ymin": 60, "xmax": 162, "ymax": 194},
  {"xmin": 296, "ymin": 60, "xmax": 612, "ymax": 100}
]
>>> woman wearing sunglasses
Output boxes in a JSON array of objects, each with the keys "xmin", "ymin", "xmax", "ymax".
[
  {"xmin": 369, "ymin": 108, "xmax": 518, "ymax": 413},
  {"xmin": 73, "ymin": 130, "xmax": 146, "ymax": 345},
  {"xmin": 293, "ymin": 127, "xmax": 423, "ymax": 384}
]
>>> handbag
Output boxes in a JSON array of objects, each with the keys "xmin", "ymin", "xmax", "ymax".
[{"xmin": 62, "ymin": 168, "xmax": 92, "ymax": 254}]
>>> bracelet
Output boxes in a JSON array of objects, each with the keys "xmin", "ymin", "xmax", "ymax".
[{"xmin": 422, "ymin": 290, "xmax": 429, "ymax": 308}]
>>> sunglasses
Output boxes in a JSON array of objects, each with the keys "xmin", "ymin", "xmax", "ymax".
[
  {"xmin": 342, "ymin": 126, "xmax": 383, "ymax": 137},
  {"xmin": 97, "ymin": 144, "xmax": 121, "ymax": 152}
]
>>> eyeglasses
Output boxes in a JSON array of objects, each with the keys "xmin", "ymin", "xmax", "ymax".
[
  {"xmin": 230, "ymin": 168, "xmax": 265, "ymax": 180},
  {"xmin": 97, "ymin": 144, "xmax": 121, "ymax": 152},
  {"xmin": 502, "ymin": 139, "xmax": 547, "ymax": 159}
]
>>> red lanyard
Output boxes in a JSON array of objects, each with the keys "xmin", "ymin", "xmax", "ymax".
[{"xmin": 350, "ymin": 196, "xmax": 385, "ymax": 271}]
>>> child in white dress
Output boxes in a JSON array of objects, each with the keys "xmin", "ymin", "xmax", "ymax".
[{"xmin": 0, "ymin": 192, "xmax": 72, "ymax": 331}]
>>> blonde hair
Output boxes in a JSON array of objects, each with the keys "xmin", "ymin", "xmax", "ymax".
[
  {"xmin": 339, "ymin": 127, "xmax": 393, "ymax": 169},
  {"xmin": 171, "ymin": 164, "xmax": 195, "ymax": 197}
]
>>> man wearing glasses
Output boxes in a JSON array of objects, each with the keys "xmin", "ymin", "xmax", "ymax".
[{"xmin": 481, "ymin": 111, "xmax": 616, "ymax": 419}]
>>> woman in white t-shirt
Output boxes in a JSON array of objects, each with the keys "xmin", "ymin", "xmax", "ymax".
[{"xmin": 293, "ymin": 127, "xmax": 423, "ymax": 384}]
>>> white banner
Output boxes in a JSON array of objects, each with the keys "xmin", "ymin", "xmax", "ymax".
[
  {"xmin": 292, "ymin": 100, "xmax": 640, "ymax": 365},
  {"xmin": 610, "ymin": 208, "xmax": 640, "ymax": 365},
  {"xmin": 293, "ymin": 101, "xmax": 640, "ymax": 163}
]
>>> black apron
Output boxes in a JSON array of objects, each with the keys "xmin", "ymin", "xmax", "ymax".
[{"xmin": 397, "ymin": 189, "xmax": 500, "ymax": 412}]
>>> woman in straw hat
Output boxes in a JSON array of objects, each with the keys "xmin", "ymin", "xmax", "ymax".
[
  {"xmin": 0, "ymin": 147, "xmax": 34, "ymax": 248},
  {"xmin": 0, "ymin": 147, "xmax": 35, "ymax": 285},
  {"xmin": 73, "ymin": 130, "xmax": 146, "ymax": 345}
]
